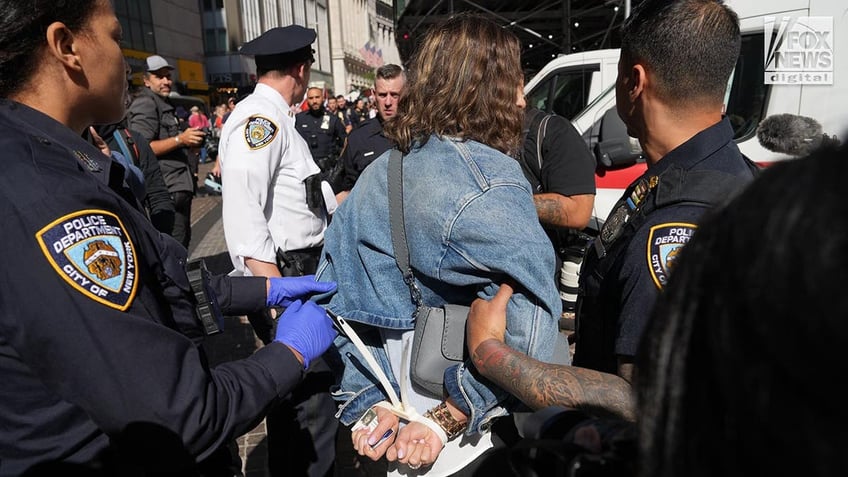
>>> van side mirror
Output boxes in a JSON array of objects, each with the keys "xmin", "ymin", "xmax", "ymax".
[{"xmin": 594, "ymin": 108, "xmax": 642, "ymax": 169}]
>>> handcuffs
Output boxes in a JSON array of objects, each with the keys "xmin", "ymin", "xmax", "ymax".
[{"xmin": 327, "ymin": 310, "xmax": 450, "ymax": 446}]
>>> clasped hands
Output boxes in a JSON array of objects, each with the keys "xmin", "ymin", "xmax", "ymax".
[
  {"xmin": 351, "ymin": 405, "xmax": 445, "ymax": 471},
  {"xmin": 350, "ymin": 283, "xmax": 515, "ymax": 470}
]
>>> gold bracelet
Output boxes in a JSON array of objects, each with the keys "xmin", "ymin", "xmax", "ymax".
[{"xmin": 423, "ymin": 402, "xmax": 466, "ymax": 440}]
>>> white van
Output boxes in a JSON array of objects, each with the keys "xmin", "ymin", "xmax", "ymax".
[
  {"xmin": 526, "ymin": 0, "xmax": 847, "ymax": 225},
  {"xmin": 523, "ymin": 49, "xmax": 621, "ymax": 121}
]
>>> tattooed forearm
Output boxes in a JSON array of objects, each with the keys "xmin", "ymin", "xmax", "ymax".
[
  {"xmin": 532, "ymin": 193, "xmax": 594, "ymax": 229},
  {"xmin": 534, "ymin": 195, "xmax": 568, "ymax": 227},
  {"xmin": 472, "ymin": 339, "xmax": 635, "ymax": 421}
]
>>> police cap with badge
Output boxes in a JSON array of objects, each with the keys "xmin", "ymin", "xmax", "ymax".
[{"xmin": 239, "ymin": 25, "xmax": 317, "ymax": 70}]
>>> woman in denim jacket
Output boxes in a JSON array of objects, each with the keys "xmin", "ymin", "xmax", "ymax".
[{"xmin": 316, "ymin": 14, "xmax": 562, "ymax": 475}]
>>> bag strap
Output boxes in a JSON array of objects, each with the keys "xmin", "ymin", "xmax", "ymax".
[
  {"xmin": 329, "ymin": 311, "xmax": 444, "ymax": 441},
  {"xmin": 122, "ymin": 128, "xmax": 141, "ymax": 165},
  {"xmin": 112, "ymin": 129, "xmax": 136, "ymax": 167},
  {"xmin": 516, "ymin": 109, "xmax": 550, "ymax": 192},
  {"xmin": 387, "ymin": 149, "xmax": 423, "ymax": 310},
  {"xmin": 535, "ymin": 114, "xmax": 552, "ymax": 175}
]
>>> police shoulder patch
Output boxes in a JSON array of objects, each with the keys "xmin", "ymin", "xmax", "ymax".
[
  {"xmin": 647, "ymin": 222, "xmax": 696, "ymax": 289},
  {"xmin": 244, "ymin": 116, "xmax": 279, "ymax": 150},
  {"xmin": 36, "ymin": 210, "xmax": 138, "ymax": 310}
]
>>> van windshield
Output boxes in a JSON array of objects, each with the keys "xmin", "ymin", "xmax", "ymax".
[
  {"xmin": 527, "ymin": 66, "xmax": 598, "ymax": 119},
  {"xmin": 725, "ymin": 33, "xmax": 770, "ymax": 141}
]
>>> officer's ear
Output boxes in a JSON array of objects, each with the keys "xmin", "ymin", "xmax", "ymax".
[
  {"xmin": 45, "ymin": 22, "xmax": 84, "ymax": 72},
  {"xmin": 295, "ymin": 60, "xmax": 312, "ymax": 81},
  {"xmin": 627, "ymin": 63, "xmax": 648, "ymax": 103}
]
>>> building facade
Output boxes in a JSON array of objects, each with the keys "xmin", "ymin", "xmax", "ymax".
[
  {"xmin": 117, "ymin": 0, "xmax": 210, "ymax": 98},
  {"xmin": 329, "ymin": 0, "xmax": 401, "ymax": 98},
  {"xmin": 119, "ymin": 0, "xmax": 401, "ymax": 106},
  {"xmin": 201, "ymin": 0, "xmax": 336, "ymax": 97}
]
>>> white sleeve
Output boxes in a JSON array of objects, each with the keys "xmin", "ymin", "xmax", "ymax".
[{"xmin": 220, "ymin": 115, "xmax": 287, "ymax": 273}]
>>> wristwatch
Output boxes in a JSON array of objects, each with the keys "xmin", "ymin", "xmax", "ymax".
[{"xmin": 424, "ymin": 402, "xmax": 467, "ymax": 440}]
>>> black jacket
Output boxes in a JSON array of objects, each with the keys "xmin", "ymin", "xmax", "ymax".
[
  {"xmin": 126, "ymin": 88, "xmax": 194, "ymax": 193},
  {"xmin": 0, "ymin": 99, "xmax": 303, "ymax": 475},
  {"xmin": 90, "ymin": 123, "xmax": 176, "ymax": 235},
  {"xmin": 338, "ymin": 117, "xmax": 392, "ymax": 192}
]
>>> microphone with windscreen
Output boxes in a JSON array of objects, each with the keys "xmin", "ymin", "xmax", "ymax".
[{"xmin": 756, "ymin": 113, "xmax": 840, "ymax": 156}]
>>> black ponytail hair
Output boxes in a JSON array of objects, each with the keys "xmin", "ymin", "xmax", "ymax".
[{"xmin": 0, "ymin": 0, "xmax": 98, "ymax": 97}]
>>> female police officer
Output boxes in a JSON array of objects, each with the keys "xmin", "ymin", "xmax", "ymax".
[{"xmin": 0, "ymin": 1, "xmax": 337, "ymax": 474}]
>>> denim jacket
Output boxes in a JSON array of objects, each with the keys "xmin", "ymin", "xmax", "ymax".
[{"xmin": 316, "ymin": 136, "xmax": 562, "ymax": 434}]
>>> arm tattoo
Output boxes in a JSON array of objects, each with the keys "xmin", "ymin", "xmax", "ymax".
[
  {"xmin": 472, "ymin": 339, "xmax": 635, "ymax": 421},
  {"xmin": 534, "ymin": 195, "xmax": 568, "ymax": 227}
]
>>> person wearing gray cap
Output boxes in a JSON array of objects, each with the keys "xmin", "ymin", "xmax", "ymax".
[
  {"xmin": 127, "ymin": 54, "xmax": 206, "ymax": 249},
  {"xmin": 218, "ymin": 25, "xmax": 339, "ymax": 477}
]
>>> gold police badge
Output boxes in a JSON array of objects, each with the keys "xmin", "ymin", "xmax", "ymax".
[{"xmin": 244, "ymin": 116, "xmax": 279, "ymax": 150}]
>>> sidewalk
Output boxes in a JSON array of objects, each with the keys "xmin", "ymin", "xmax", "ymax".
[{"xmin": 189, "ymin": 162, "xmax": 271, "ymax": 477}]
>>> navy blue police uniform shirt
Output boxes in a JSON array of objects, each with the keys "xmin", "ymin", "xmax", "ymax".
[
  {"xmin": 337, "ymin": 117, "xmax": 392, "ymax": 192},
  {"xmin": 295, "ymin": 109, "xmax": 347, "ymax": 162},
  {"xmin": 574, "ymin": 117, "xmax": 756, "ymax": 373},
  {"xmin": 0, "ymin": 99, "xmax": 303, "ymax": 475}
]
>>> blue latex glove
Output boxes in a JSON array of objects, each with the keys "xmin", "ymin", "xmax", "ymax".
[
  {"xmin": 267, "ymin": 275, "xmax": 337, "ymax": 308},
  {"xmin": 274, "ymin": 300, "xmax": 337, "ymax": 368}
]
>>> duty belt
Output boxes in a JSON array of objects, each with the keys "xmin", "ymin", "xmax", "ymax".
[{"xmin": 275, "ymin": 246, "xmax": 322, "ymax": 277}]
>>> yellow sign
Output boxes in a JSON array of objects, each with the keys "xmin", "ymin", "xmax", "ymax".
[
  {"xmin": 177, "ymin": 59, "xmax": 209, "ymax": 92},
  {"xmin": 121, "ymin": 49, "xmax": 209, "ymax": 92},
  {"xmin": 123, "ymin": 48, "xmax": 150, "ymax": 86}
]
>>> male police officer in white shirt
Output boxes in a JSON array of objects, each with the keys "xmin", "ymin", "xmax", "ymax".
[{"xmin": 218, "ymin": 25, "xmax": 338, "ymax": 477}]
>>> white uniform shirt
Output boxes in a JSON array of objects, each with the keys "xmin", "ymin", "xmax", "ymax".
[{"xmin": 219, "ymin": 83, "xmax": 326, "ymax": 274}]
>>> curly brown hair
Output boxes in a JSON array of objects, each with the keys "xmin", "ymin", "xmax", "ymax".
[{"xmin": 385, "ymin": 14, "xmax": 524, "ymax": 156}]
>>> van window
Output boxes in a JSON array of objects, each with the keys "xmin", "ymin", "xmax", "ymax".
[
  {"xmin": 527, "ymin": 66, "xmax": 598, "ymax": 119},
  {"xmin": 726, "ymin": 33, "xmax": 770, "ymax": 141}
]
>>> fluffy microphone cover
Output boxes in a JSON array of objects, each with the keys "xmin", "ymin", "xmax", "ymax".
[{"xmin": 756, "ymin": 113, "xmax": 823, "ymax": 156}]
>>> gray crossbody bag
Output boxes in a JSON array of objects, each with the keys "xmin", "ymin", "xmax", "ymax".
[{"xmin": 388, "ymin": 149, "xmax": 469, "ymax": 396}]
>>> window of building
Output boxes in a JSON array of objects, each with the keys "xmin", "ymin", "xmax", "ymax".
[
  {"xmin": 202, "ymin": 0, "xmax": 224, "ymax": 10},
  {"xmin": 115, "ymin": 0, "xmax": 155, "ymax": 52},
  {"xmin": 204, "ymin": 28, "xmax": 228, "ymax": 54}
]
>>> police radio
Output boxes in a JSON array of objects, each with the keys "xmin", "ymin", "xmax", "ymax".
[{"xmin": 186, "ymin": 258, "xmax": 224, "ymax": 336}]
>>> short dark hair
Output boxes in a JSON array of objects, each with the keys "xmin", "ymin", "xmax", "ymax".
[
  {"xmin": 0, "ymin": 0, "xmax": 98, "ymax": 97},
  {"xmin": 256, "ymin": 46, "xmax": 313, "ymax": 77},
  {"xmin": 375, "ymin": 64, "xmax": 404, "ymax": 82},
  {"xmin": 621, "ymin": 0, "xmax": 740, "ymax": 106}
]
